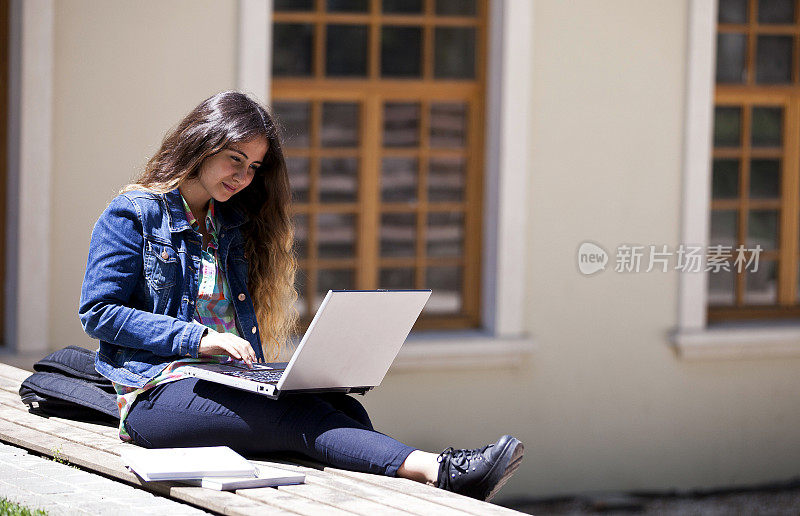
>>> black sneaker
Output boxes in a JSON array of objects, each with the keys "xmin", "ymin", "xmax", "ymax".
[{"xmin": 436, "ymin": 435, "xmax": 524, "ymax": 501}]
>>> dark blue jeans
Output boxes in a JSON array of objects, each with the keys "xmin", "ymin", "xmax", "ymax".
[{"xmin": 124, "ymin": 378, "xmax": 416, "ymax": 476}]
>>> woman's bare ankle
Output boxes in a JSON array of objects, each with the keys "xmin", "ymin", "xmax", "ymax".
[{"xmin": 396, "ymin": 450, "xmax": 440, "ymax": 485}]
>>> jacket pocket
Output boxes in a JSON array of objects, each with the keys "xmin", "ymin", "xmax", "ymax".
[{"xmin": 144, "ymin": 240, "xmax": 177, "ymax": 290}]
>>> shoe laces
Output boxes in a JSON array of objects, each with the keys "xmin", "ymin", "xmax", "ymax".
[{"xmin": 437, "ymin": 444, "xmax": 491, "ymax": 474}]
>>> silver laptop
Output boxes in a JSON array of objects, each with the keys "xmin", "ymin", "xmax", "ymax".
[{"xmin": 183, "ymin": 289, "xmax": 431, "ymax": 399}]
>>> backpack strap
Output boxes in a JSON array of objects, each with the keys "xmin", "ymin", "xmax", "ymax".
[
  {"xmin": 19, "ymin": 371, "xmax": 119, "ymax": 421},
  {"xmin": 33, "ymin": 345, "xmax": 109, "ymax": 384},
  {"xmin": 18, "ymin": 346, "xmax": 119, "ymax": 423}
]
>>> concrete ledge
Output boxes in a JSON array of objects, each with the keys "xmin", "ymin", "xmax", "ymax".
[
  {"xmin": 671, "ymin": 323, "xmax": 800, "ymax": 360},
  {"xmin": 391, "ymin": 333, "xmax": 535, "ymax": 372}
]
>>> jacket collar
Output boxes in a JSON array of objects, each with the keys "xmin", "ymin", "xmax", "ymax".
[{"xmin": 164, "ymin": 188, "xmax": 248, "ymax": 233}]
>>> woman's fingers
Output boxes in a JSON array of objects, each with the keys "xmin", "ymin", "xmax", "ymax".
[
  {"xmin": 226, "ymin": 334, "xmax": 255, "ymax": 367},
  {"xmin": 198, "ymin": 329, "xmax": 257, "ymax": 366}
]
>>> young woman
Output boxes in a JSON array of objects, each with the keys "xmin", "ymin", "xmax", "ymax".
[{"xmin": 79, "ymin": 91, "xmax": 523, "ymax": 502}]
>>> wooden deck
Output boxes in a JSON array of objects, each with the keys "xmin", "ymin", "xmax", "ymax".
[{"xmin": 0, "ymin": 362, "xmax": 523, "ymax": 515}]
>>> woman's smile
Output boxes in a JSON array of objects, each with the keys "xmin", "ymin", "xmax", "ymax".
[{"xmin": 179, "ymin": 137, "xmax": 268, "ymax": 213}]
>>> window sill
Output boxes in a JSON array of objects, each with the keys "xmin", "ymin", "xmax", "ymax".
[
  {"xmin": 671, "ymin": 321, "xmax": 800, "ymax": 360},
  {"xmin": 390, "ymin": 332, "xmax": 536, "ymax": 372}
]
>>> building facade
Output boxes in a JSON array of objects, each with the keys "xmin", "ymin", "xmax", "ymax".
[{"xmin": 3, "ymin": 0, "xmax": 799, "ymax": 499}]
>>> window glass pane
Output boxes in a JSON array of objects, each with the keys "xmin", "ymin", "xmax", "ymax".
[
  {"xmin": 326, "ymin": 25, "xmax": 368, "ymax": 76},
  {"xmin": 719, "ymin": 0, "xmax": 748, "ymax": 23},
  {"xmin": 712, "ymin": 159, "xmax": 739, "ymax": 199},
  {"xmin": 434, "ymin": 27, "xmax": 475, "ymax": 79},
  {"xmin": 384, "ymin": 103, "xmax": 420, "ymax": 147},
  {"xmin": 427, "ymin": 212, "xmax": 464, "ymax": 257},
  {"xmin": 275, "ymin": 0, "xmax": 314, "ymax": 10},
  {"xmin": 327, "ymin": 0, "xmax": 369, "ymax": 12},
  {"xmin": 716, "ymin": 33, "xmax": 746, "ymax": 83},
  {"xmin": 383, "ymin": 0, "xmax": 422, "ymax": 14},
  {"xmin": 714, "ymin": 106, "xmax": 742, "ymax": 147},
  {"xmin": 293, "ymin": 214, "xmax": 308, "ymax": 259},
  {"xmin": 381, "ymin": 157, "xmax": 418, "ymax": 202},
  {"xmin": 708, "ymin": 267, "xmax": 736, "ymax": 306},
  {"xmin": 743, "ymin": 259, "xmax": 778, "ymax": 305},
  {"xmin": 381, "ymin": 27, "xmax": 422, "ymax": 77},
  {"xmin": 273, "ymin": 23, "xmax": 314, "ymax": 77},
  {"xmin": 436, "ymin": 0, "xmax": 476, "ymax": 16},
  {"xmin": 429, "ymin": 157, "xmax": 465, "ymax": 201},
  {"xmin": 751, "ymin": 107, "xmax": 782, "ymax": 147},
  {"xmin": 380, "ymin": 268, "xmax": 415, "ymax": 289},
  {"xmin": 273, "ymin": 101, "xmax": 310, "ymax": 148},
  {"xmin": 317, "ymin": 213, "xmax": 357, "ymax": 258},
  {"xmin": 320, "ymin": 158, "xmax": 359, "ymax": 202},
  {"xmin": 381, "ymin": 213, "xmax": 416, "ymax": 257},
  {"xmin": 294, "ymin": 269, "xmax": 308, "ymax": 318},
  {"xmin": 747, "ymin": 210, "xmax": 779, "ymax": 250},
  {"xmin": 756, "ymin": 35, "xmax": 792, "ymax": 83},
  {"xmin": 315, "ymin": 269, "xmax": 355, "ymax": 311},
  {"xmin": 286, "ymin": 157, "xmax": 310, "ymax": 203},
  {"xmin": 749, "ymin": 159, "xmax": 781, "ymax": 199},
  {"xmin": 322, "ymin": 102, "xmax": 360, "ymax": 147},
  {"xmin": 711, "ymin": 210, "xmax": 738, "ymax": 248},
  {"xmin": 758, "ymin": 0, "xmax": 794, "ymax": 23},
  {"xmin": 425, "ymin": 266, "xmax": 461, "ymax": 314},
  {"xmin": 430, "ymin": 102, "xmax": 467, "ymax": 147}
]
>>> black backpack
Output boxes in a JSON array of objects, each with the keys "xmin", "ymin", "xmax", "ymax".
[{"xmin": 19, "ymin": 346, "xmax": 119, "ymax": 423}]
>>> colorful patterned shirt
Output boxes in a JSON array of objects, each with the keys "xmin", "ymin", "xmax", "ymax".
[
  {"xmin": 112, "ymin": 194, "xmax": 241, "ymax": 441},
  {"xmin": 184, "ymin": 197, "xmax": 241, "ymax": 337}
]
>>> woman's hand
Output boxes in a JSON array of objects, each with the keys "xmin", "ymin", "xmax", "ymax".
[{"xmin": 198, "ymin": 328, "xmax": 257, "ymax": 367}]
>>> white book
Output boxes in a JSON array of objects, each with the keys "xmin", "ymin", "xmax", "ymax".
[
  {"xmin": 121, "ymin": 446, "xmax": 256, "ymax": 481},
  {"xmin": 180, "ymin": 465, "xmax": 306, "ymax": 490}
]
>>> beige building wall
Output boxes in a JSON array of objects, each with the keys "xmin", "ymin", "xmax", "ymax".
[
  {"xmin": 364, "ymin": 0, "xmax": 800, "ymax": 499},
  {"xmin": 49, "ymin": 0, "xmax": 238, "ymax": 353},
  {"xmin": 37, "ymin": 0, "xmax": 800, "ymax": 500}
]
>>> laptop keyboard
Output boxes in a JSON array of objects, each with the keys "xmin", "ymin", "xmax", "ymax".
[{"xmin": 218, "ymin": 369, "xmax": 285, "ymax": 384}]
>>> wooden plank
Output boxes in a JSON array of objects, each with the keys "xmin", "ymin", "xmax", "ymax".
[
  {"xmin": 0, "ymin": 385, "xmax": 120, "ymax": 438},
  {"xmin": 0, "ymin": 362, "xmax": 35, "ymax": 383},
  {"xmin": 278, "ymin": 482, "xmax": 406, "ymax": 516},
  {"xmin": 321, "ymin": 467, "xmax": 523, "ymax": 516},
  {"xmin": 275, "ymin": 455, "xmax": 522, "ymax": 515},
  {"xmin": 237, "ymin": 486, "xmax": 358, "ymax": 516},
  {"xmin": 0, "ymin": 416, "xmax": 293, "ymax": 515},
  {"xmin": 0, "ymin": 380, "xmax": 27, "ymax": 401},
  {"xmin": 0, "ymin": 416, "xmax": 138, "ymax": 482},
  {"xmin": 0, "ymin": 404, "xmax": 299, "ymax": 514},
  {"xmin": 0, "ymin": 363, "xmax": 519, "ymax": 514},
  {"xmin": 252, "ymin": 459, "xmax": 470, "ymax": 516},
  {"xmin": 3, "ymin": 417, "xmax": 124, "ymax": 456},
  {"xmin": 47, "ymin": 415, "xmax": 120, "ymax": 438},
  {"xmin": 0, "ymin": 404, "xmax": 131, "ymax": 457},
  {"xmin": 167, "ymin": 485, "xmax": 298, "ymax": 516},
  {"xmin": 0, "ymin": 401, "xmax": 105, "ymax": 439},
  {"xmin": 0, "ymin": 386, "xmax": 363, "ymax": 514}
]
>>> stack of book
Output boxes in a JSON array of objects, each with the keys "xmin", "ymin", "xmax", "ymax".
[{"xmin": 121, "ymin": 446, "xmax": 305, "ymax": 490}]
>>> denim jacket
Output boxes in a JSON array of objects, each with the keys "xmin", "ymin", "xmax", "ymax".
[{"xmin": 79, "ymin": 188, "xmax": 264, "ymax": 388}]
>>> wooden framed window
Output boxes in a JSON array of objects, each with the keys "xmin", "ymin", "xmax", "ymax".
[
  {"xmin": 710, "ymin": 0, "xmax": 800, "ymax": 321},
  {"xmin": 271, "ymin": 0, "xmax": 486, "ymax": 331}
]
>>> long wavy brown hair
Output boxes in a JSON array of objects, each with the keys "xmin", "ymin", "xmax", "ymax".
[{"xmin": 121, "ymin": 91, "xmax": 297, "ymax": 361}]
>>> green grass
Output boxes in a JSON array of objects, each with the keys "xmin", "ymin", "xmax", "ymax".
[{"xmin": 0, "ymin": 498, "xmax": 47, "ymax": 516}]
